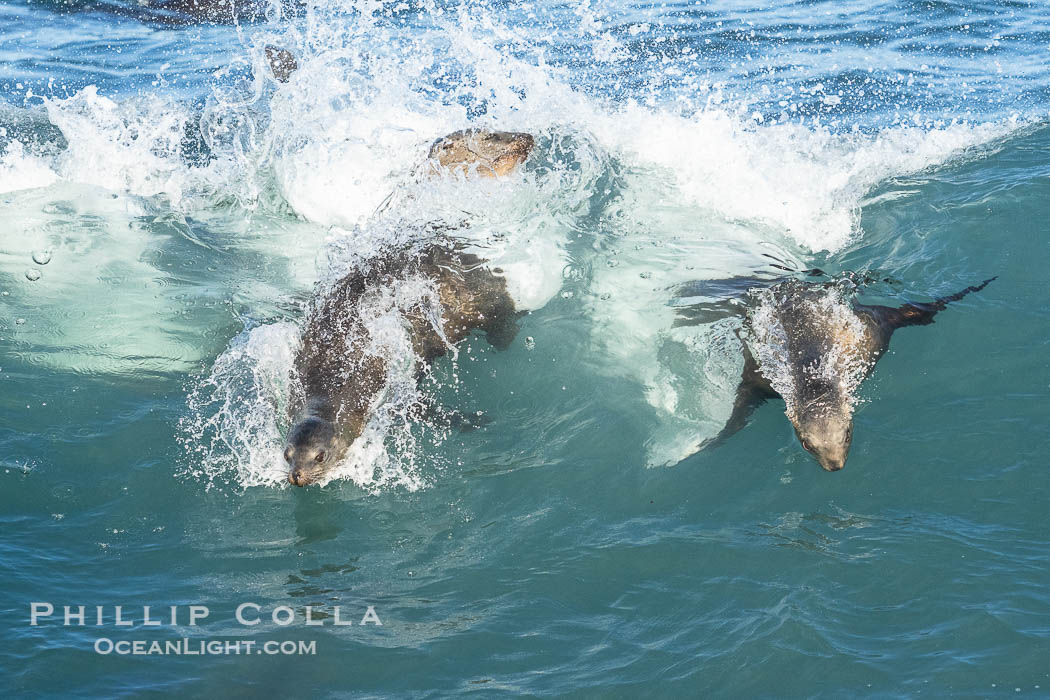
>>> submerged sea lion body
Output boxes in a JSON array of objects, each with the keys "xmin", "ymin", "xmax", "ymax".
[
  {"xmin": 703, "ymin": 277, "xmax": 995, "ymax": 471},
  {"xmin": 285, "ymin": 244, "xmax": 520, "ymax": 486}
]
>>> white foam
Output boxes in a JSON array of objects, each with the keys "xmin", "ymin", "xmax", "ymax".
[
  {"xmin": 588, "ymin": 105, "xmax": 1017, "ymax": 252},
  {"xmin": 180, "ymin": 322, "xmax": 301, "ymax": 489},
  {"xmin": 0, "ymin": 140, "xmax": 57, "ymax": 193},
  {"xmin": 43, "ymin": 87, "xmax": 191, "ymax": 205},
  {"xmin": 6, "ymin": 3, "xmax": 1018, "ymax": 253}
]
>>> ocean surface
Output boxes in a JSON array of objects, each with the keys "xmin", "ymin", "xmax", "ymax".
[{"xmin": 1, "ymin": 0, "xmax": 1049, "ymax": 696}]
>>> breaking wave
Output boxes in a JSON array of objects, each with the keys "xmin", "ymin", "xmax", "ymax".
[{"xmin": 0, "ymin": 0, "xmax": 1028, "ymax": 487}]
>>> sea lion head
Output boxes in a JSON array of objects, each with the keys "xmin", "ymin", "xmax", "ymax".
[
  {"xmin": 284, "ymin": 416, "xmax": 348, "ymax": 486},
  {"xmin": 428, "ymin": 129, "xmax": 535, "ymax": 178},
  {"xmin": 789, "ymin": 395, "xmax": 853, "ymax": 472}
]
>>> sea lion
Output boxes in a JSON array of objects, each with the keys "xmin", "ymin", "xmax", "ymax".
[
  {"xmin": 283, "ymin": 127, "xmax": 535, "ymax": 486},
  {"xmin": 261, "ymin": 47, "xmax": 534, "ymax": 179},
  {"xmin": 694, "ymin": 276, "xmax": 995, "ymax": 471},
  {"xmin": 284, "ymin": 243, "xmax": 520, "ymax": 486},
  {"xmin": 265, "ymin": 46, "xmax": 298, "ymax": 84},
  {"xmin": 427, "ymin": 130, "xmax": 535, "ymax": 178}
]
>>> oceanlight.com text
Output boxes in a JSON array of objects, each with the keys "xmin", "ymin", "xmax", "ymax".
[{"xmin": 93, "ymin": 638, "xmax": 318, "ymax": 656}]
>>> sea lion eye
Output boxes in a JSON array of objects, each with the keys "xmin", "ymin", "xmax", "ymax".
[
  {"xmin": 283, "ymin": 446, "xmax": 293, "ymax": 462},
  {"xmin": 802, "ymin": 440, "xmax": 814, "ymax": 452},
  {"xmin": 315, "ymin": 451, "xmax": 327, "ymax": 463}
]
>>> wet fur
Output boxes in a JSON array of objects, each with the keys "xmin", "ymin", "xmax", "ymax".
[
  {"xmin": 265, "ymin": 46, "xmax": 298, "ymax": 83},
  {"xmin": 287, "ymin": 243, "xmax": 520, "ymax": 482},
  {"xmin": 428, "ymin": 130, "xmax": 535, "ymax": 178}
]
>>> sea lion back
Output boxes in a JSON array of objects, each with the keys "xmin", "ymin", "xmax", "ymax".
[{"xmin": 409, "ymin": 246, "xmax": 520, "ymax": 358}]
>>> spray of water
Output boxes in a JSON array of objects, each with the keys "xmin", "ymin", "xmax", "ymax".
[
  {"xmin": 179, "ymin": 269, "xmax": 469, "ymax": 490},
  {"xmin": 746, "ymin": 281, "xmax": 876, "ymax": 425}
]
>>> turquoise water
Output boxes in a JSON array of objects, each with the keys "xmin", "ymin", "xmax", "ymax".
[{"xmin": 2, "ymin": 0, "xmax": 1049, "ymax": 696}]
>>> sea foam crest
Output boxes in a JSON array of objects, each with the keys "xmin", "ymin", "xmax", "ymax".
[
  {"xmin": 0, "ymin": 1, "xmax": 1019, "ymax": 256},
  {"xmin": 0, "ymin": 139, "xmax": 58, "ymax": 193},
  {"xmin": 43, "ymin": 87, "xmax": 190, "ymax": 204},
  {"xmin": 592, "ymin": 108, "xmax": 1016, "ymax": 252}
]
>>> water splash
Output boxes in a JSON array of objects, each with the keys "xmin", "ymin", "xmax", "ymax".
[
  {"xmin": 179, "ymin": 261, "xmax": 463, "ymax": 490},
  {"xmin": 746, "ymin": 281, "xmax": 876, "ymax": 423},
  {"xmin": 179, "ymin": 321, "xmax": 302, "ymax": 488},
  {"xmin": 0, "ymin": 139, "xmax": 58, "ymax": 194},
  {"xmin": 44, "ymin": 86, "xmax": 191, "ymax": 204}
]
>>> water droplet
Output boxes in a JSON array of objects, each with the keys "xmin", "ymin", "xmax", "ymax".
[
  {"xmin": 32, "ymin": 250, "xmax": 52, "ymax": 265},
  {"xmin": 639, "ymin": 271, "xmax": 652, "ymax": 279},
  {"xmin": 1, "ymin": 291, "xmax": 8, "ymax": 296},
  {"xmin": 560, "ymin": 291, "xmax": 574, "ymax": 299},
  {"xmin": 15, "ymin": 318, "xmax": 25, "ymax": 325},
  {"xmin": 524, "ymin": 336, "xmax": 535, "ymax": 350},
  {"xmin": 24, "ymin": 269, "xmax": 41, "ymax": 282},
  {"xmin": 606, "ymin": 259, "xmax": 620, "ymax": 268}
]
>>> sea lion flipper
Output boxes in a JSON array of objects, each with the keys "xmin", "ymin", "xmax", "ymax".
[
  {"xmin": 859, "ymin": 276, "xmax": 997, "ymax": 334},
  {"xmin": 456, "ymin": 257, "xmax": 521, "ymax": 351},
  {"xmin": 701, "ymin": 383, "xmax": 767, "ymax": 450},
  {"xmin": 674, "ymin": 276, "xmax": 780, "ymax": 300},
  {"xmin": 701, "ymin": 342, "xmax": 777, "ymax": 451},
  {"xmin": 673, "ymin": 299, "xmax": 746, "ymax": 327},
  {"xmin": 428, "ymin": 130, "xmax": 534, "ymax": 178},
  {"xmin": 672, "ymin": 276, "xmax": 784, "ymax": 327},
  {"xmin": 482, "ymin": 311, "xmax": 520, "ymax": 351}
]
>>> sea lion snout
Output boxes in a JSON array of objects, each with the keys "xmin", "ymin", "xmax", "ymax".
[
  {"xmin": 793, "ymin": 411, "xmax": 853, "ymax": 473},
  {"xmin": 821, "ymin": 458, "xmax": 845, "ymax": 472},
  {"xmin": 806, "ymin": 441, "xmax": 850, "ymax": 472},
  {"xmin": 284, "ymin": 445, "xmax": 316, "ymax": 487}
]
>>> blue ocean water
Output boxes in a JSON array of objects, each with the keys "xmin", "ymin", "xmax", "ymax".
[{"xmin": 1, "ymin": 0, "xmax": 1049, "ymax": 696}]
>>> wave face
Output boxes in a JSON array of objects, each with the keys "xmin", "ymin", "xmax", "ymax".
[{"xmin": 2, "ymin": 0, "xmax": 1050, "ymax": 696}]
